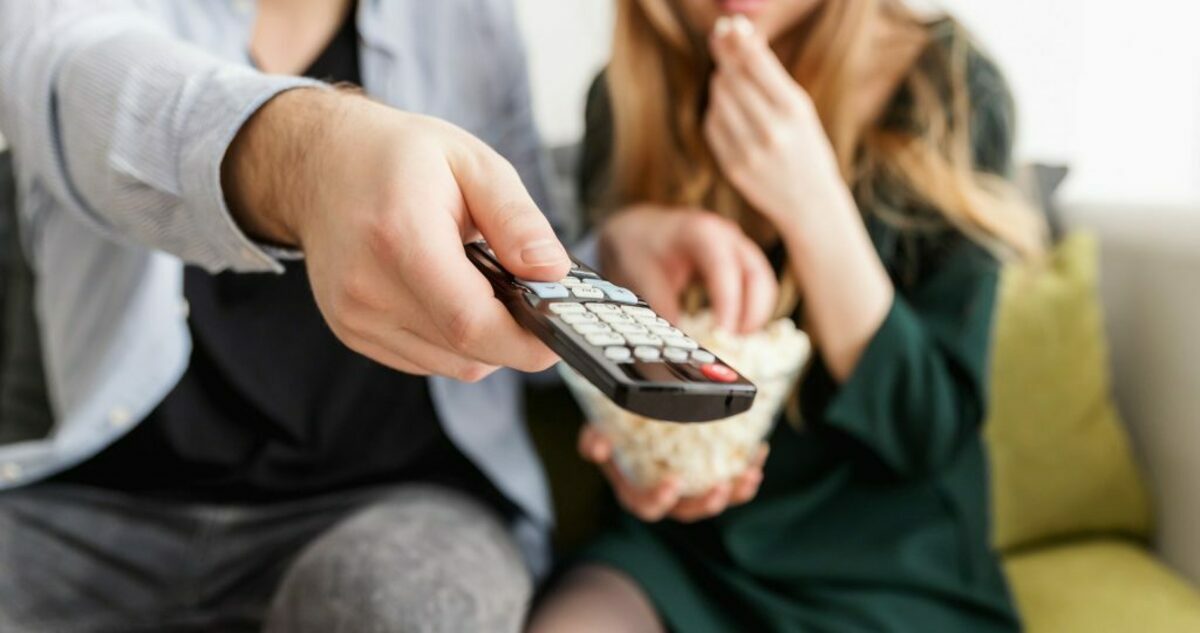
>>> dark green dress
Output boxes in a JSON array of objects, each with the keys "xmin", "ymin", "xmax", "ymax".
[{"xmin": 575, "ymin": 24, "xmax": 1022, "ymax": 633}]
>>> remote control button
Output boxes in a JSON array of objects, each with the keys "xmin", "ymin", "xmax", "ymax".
[
  {"xmin": 663, "ymin": 348, "xmax": 689, "ymax": 363},
  {"xmin": 599, "ymin": 313, "xmax": 636, "ymax": 324},
  {"xmin": 600, "ymin": 286, "xmax": 638, "ymax": 304},
  {"xmin": 664, "ymin": 336, "xmax": 698, "ymax": 350},
  {"xmin": 612, "ymin": 323, "xmax": 649, "ymax": 335},
  {"xmin": 633, "ymin": 346, "xmax": 661, "ymax": 361},
  {"xmin": 648, "ymin": 325, "xmax": 684, "ymax": 338},
  {"xmin": 585, "ymin": 303, "xmax": 623, "ymax": 314},
  {"xmin": 559, "ymin": 276, "xmax": 582, "ymax": 286},
  {"xmin": 635, "ymin": 315, "xmax": 671, "ymax": 327},
  {"xmin": 518, "ymin": 280, "xmax": 570, "ymax": 299},
  {"xmin": 571, "ymin": 285, "xmax": 605, "ymax": 299},
  {"xmin": 691, "ymin": 350, "xmax": 716, "ymax": 364},
  {"xmin": 586, "ymin": 332, "xmax": 626, "ymax": 347},
  {"xmin": 604, "ymin": 346, "xmax": 632, "ymax": 362},
  {"xmin": 700, "ymin": 363, "xmax": 738, "ymax": 383},
  {"xmin": 548, "ymin": 303, "xmax": 585, "ymax": 314},
  {"xmin": 560, "ymin": 312, "xmax": 598, "ymax": 324},
  {"xmin": 620, "ymin": 305, "xmax": 656, "ymax": 318},
  {"xmin": 570, "ymin": 267, "xmax": 601, "ymax": 279},
  {"xmin": 625, "ymin": 334, "xmax": 664, "ymax": 347},
  {"xmin": 573, "ymin": 322, "xmax": 612, "ymax": 335}
]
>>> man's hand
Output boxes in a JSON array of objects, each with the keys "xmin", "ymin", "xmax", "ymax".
[
  {"xmin": 579, "ymin": 424, "xmax": 768, "ymax": 523},
  {"xmin": 599, "ymin": 205, "xmax": 777, "ymax": 334},
  {"xmin": 223, "ymin": 89, "xmax": 571, "ymax": 380}
]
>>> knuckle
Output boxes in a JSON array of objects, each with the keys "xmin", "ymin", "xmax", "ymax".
[
  {"xmin": 365, "ymin": 216, "xmax": 406, "ymax": 260},
  {"xmin": 444, "ymin": 309, "xmax": 484, "ymax": 353},
  {"xmin": 453, "ymin": 362, "xmax": 493, "ymax": 383},
  {"xmin": 762, "ymin": 129, "xmax": 786, "ymax": 152},
  {"xmin": 339, "ymin": 275, "xmax": 377, "ymax": 311}
]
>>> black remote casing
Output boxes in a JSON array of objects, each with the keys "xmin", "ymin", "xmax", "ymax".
[{"xmin": 466, "ymin": 241, "xmax": 756, "ymax": 423}]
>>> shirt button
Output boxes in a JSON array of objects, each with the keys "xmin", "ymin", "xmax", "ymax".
[
  {"xmin": 1, "ymin": 463, "xmax": 22, "ymax": 482},
  {"xmin": 108, "ymin": 406, "xmax": 133, "ymax": 428}
]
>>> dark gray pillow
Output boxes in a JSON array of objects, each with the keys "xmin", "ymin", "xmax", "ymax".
[{"xmin": 0, "ymin": 151, "xmax": 54, "ymax": 443}]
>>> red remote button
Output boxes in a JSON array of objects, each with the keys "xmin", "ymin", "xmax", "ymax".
[{"xmin": 700, "ymin": 363, "xmax": 737, "ymax": 383}]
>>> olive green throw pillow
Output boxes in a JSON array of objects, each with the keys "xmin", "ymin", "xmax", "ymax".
[{"xmin": 986, "ymin": 232, "xmax": 1152, "ymax": 552}]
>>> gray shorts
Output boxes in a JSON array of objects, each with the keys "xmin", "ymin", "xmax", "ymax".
[{"xmin": 0, "ymin": 483, "xmax": 532, "ymax": 632}]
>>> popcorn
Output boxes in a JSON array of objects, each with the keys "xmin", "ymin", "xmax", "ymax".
[{"xmin": 561, "ymin": 312, "xmax": 811, "ymax": 496}]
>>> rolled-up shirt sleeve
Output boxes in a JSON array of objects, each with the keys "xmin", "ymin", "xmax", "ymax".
[{"xmin": 0, "ymin": 1, "xmax": 323, "ymax": 272}]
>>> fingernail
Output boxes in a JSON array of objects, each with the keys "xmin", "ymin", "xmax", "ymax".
[
  {"xmin": 521, "ymin": 239, "xmax": 567, "ymax": 267},
  {"xmin": 713, "ymin": 16, "xmax": 732, "ymax": 38},
  {"xmin": 731, "ymin": 14, "xmax": 754, "ymax": 37}
]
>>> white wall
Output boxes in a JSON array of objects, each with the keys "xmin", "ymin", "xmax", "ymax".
[{"xmin": 513, "ymin": 0, "xmax": 1200, "ymax": 206}]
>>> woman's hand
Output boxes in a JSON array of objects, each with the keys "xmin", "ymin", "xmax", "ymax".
[
  {"xmin": 706, "ymin": 16, "xmax": 895, "ymax": 381},
  {"xmin": 578, "ymin": 424, "xmax": 768, "ymax": 523},
  {"xmin": 704, "ymin": 16, "xmax": 846, "ymax": 233},
  {"xmin": 599, "ymin": 205, "xmax": 777, "ymax": 334}
]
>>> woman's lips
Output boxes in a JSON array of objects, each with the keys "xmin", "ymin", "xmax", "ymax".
[{"xmin": 716, "ymin": 0, "xmax": 768, "ymax": 15}]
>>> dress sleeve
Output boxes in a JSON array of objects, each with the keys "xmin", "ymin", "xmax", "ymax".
[
  {"xmin": 799, "ymin": 34, "xmax": 1018, "ymax": 477},
  {"xmin": 803, "ymin": 243, "xmax": 999, "ymax": 477}
]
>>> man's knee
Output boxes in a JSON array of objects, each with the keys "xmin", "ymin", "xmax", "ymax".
[{"xmin": 266, "ymin": 486, "xmax": 532, "ymax": 633}]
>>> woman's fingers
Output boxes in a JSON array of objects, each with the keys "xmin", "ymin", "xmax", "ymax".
[
  {"xmin": 580, "ymin": 425, "xmax": 683, "ymax": 522},
  {"xmin": 684, "ymin": 217, "xmax": 746, "ymax": 332},
  {"xmin": 578, "ymin": 424, "xmax": 613, "ymax": 463},
  {"xmin": 708, "ymin": 74, "xmax": 758, "ymax": 148},
  {"xmin": 735, "ymin": 235, "xmax": 779, "ymax": 333},
  {"xmin": 729, "ymin": 468, "xmax": 764, "ymax": 506},
  {"xmin": 669, "ymin": 483, "xmax": 733, "ymax": 523},
  {"xmin": 580, "ymin": 430, "xmax": 772, "ymax": 523},
  {"xmin": 608, "ymin": 463, "xmax": 681, "ymax": 522},
  {"xmin": 713, "ymin": 69, "xmax": 777, "ymax": 145},
  {"xmin": 711, "ymin": 15, "xmax": 803, "ymax": 112}
]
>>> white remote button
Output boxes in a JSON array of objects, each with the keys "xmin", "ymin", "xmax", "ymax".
[
  {"xmin": 624, "ymin": 334, "xmax": 664, "ymax": 347},
  {"xmin": 664, "ymin": 336, "xmax": 699, "ymax": 350},
  {"xmin": 571, "ymin": 285, "xmax": 605, "ymax": 299},
  {"xmin": 585, "ymin": 303, "xmax": 623, "ymax": 314},
  {"xmin": 691, "ymin": 350, "xmax": 716, "ymax": 364},
  {"xmin": 663, "ymin": 348, "xmax": 689, "ymax": 363},
  {"xmin": 586, "ymin": 332, "xmax": 626, "ymax": 347},
  {"xmin": 620, "ymin": 305, "xmax": 656, "ymax": 318},
  {"xmin": 635, "ymin": 315, "xmax": 671, "ymax": 327},
  {"xmin": 548, "ymin": 303, "xmax": 585, "ymax": 314},
  {"xmin": 559, "ymin": 276, "xmax": 582, "ymax": 286},
  {"xmin": 612, "ymin": 323, "xmax": 649, "ymax": 335},
  {"xmin": 597, "ymin": 285, "xmax": 639, "ymax": 304},
  {"xmin": 573, "ymin": 322, "xmax": 612, "ymax": 335},
  {"xmin": 633, "ymin": 346, "xmax": 661, "ymax": 361},
  {"xmin": 599, "ymin": 313, "xmax": 636, "ymax": 324},
  {"xmin": 604, "ymin": 346, "xmax": 632, "ymax": 362},
  {"xmin": 648, "ymin": 325, "xmax": 683, "ymax": 338},
  {"xmin": 560, "ymin": 312, "xmax": 598, "ymax": 324}
]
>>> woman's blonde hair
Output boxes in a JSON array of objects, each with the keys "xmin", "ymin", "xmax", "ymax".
[{"xmin": 601, "ymin": 0, "xmax": 1045, "ymax": 313}]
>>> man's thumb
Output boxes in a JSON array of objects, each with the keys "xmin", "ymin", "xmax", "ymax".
[{"xmin": 451, "ymin": 148, "xmax": 570, "ymax": 281}]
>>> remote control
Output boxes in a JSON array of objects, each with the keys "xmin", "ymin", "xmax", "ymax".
[{"xmin": 465, "ymin": 241, "xmax": 757, "ymax": 422}]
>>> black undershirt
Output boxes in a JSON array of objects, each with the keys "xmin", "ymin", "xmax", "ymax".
[{"xmin": 54, "ymin": 7, "xmax": 512, "ymax": 515}]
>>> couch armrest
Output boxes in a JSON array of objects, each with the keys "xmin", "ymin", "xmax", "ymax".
[{"xmin": 1063, "ymin": 202, "xmax": 1200, "ymax": 585}]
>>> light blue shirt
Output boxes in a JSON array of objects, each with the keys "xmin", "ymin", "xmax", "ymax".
[{"xmin": 0, "ymin": 0, "xmax": 569, "ymax": 573}]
